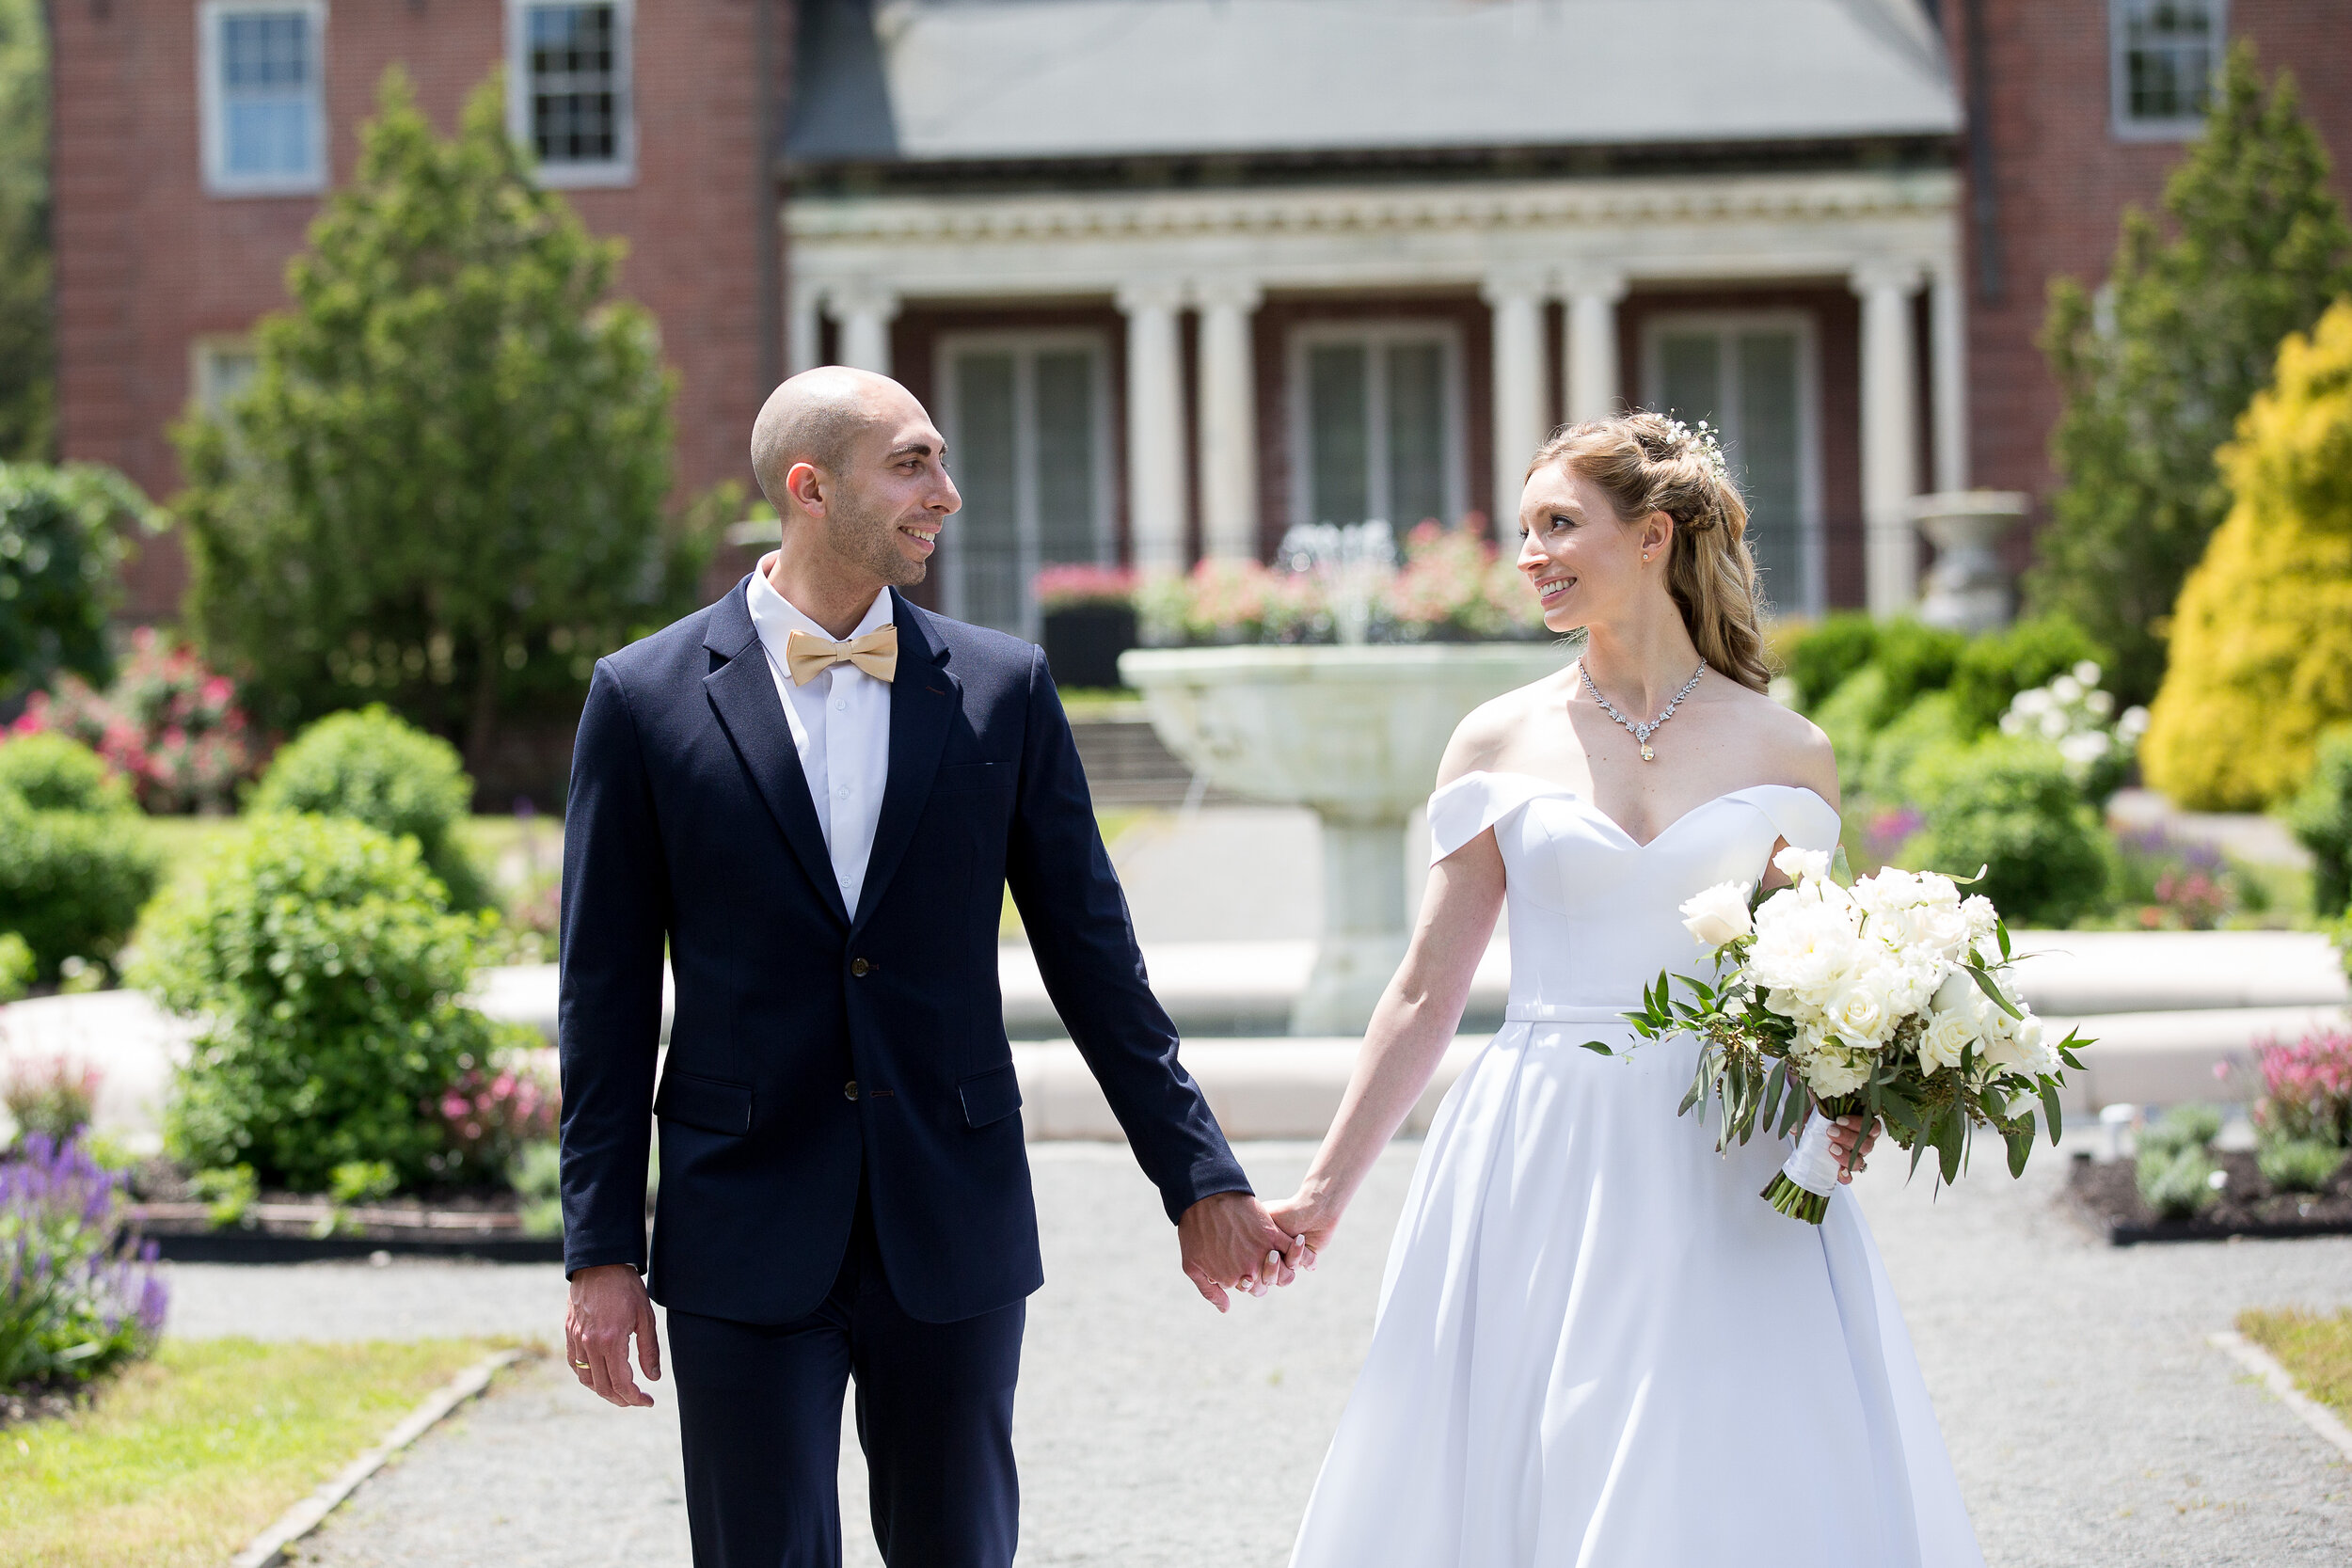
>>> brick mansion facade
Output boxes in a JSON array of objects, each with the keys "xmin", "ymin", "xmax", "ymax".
[{"xmin": 51, "ymin": 1, "xmax": 2352, "ymax": 636}]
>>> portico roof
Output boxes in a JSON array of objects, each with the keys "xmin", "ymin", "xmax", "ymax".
[{"xmin": 787, "ymin": 0, "xmax": 1962, "ymax": 166}]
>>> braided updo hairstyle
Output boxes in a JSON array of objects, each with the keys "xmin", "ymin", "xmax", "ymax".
[{"xmin": 1524, "ymin": 411, "xmax": 1772, "ymax": 693}]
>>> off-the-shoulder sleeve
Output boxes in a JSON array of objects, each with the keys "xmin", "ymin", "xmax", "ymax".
[
  {"xmin": 1742, "ymin": 784, "xmax": 1842, "ymax": 852},
  {"xmin": 1427, "ymin": 771, "xmax": 1567, "ymax": 865}
]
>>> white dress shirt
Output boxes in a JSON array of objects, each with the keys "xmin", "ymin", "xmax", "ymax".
[{"xmin": 745, "ymin": 562, "xmax": 895, "ymax": 914}]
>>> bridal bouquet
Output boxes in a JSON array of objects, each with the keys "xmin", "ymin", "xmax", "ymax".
[{"xmin": 1585, "ymin": 847, "xmax": 2087, "ymax": 1223}]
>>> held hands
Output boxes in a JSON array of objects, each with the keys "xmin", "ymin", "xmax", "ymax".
[
  {"xmin": 1177, "ymin": 1192, "xmax": 1311, "ymax": 1313},
  {"xmin": 566, "ymin": 1263, "xmax": 663, "ymax": 1407}
]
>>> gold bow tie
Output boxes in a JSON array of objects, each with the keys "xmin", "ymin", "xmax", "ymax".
[{"xmin": 784, "ymin": 626, "xmax": 898, "ymax": 686}]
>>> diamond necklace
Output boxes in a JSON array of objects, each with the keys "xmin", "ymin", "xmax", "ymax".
[{"xmin": 1580, "ymin": 658, "xmax": 1707, "ymax": 763}]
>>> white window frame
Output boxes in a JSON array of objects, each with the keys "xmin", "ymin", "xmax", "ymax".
[
  {"xmin": 198, "ymin": 0, "xmax": 327, "ymax": 198},
  {"xmin": 506, "ymin": 0, "xmax": 637, "ymax": 188},
  {"xmin": 1640, "ymin": 309, "xmax": 1826, "ymax": 620},
  {"xmin": 1285, "ymin": 320, "xmax": 1468, "ymax": 532},
  {"xmin": 189, "ymin": 336, "xmax": 262, "ymax": 415},
  {"xmin": 2110, "ymin": 0, "xmax": 2227, "ymax": 141},
  {"xmin": 932, "ymin": 328, "xmax": 1117, "ymax": 641}
]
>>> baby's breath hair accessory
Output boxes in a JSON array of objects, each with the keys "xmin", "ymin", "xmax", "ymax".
[{"xmin": 1659, "ymin": 416, "xmax": 1731, "ymax": 485}]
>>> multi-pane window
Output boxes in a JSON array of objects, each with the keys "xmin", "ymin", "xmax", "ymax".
[
  {"xmin": 1291, "ymin": 325, "xmax": 1463, "ymax": 531},
  {"xmin": 201, "ymin": 3, "xmax": 325, "ymax": 194},
  {"xmin": 193, "ymin": 341, "xmax": 261, "ymax": 414},
  {"xmin": 936, "ymin": 335, "xmax": 1113, "ymax": 639},
  {"xmin": 2111, "ymin": 0, "xmax": 2226, "ymax": 136},
  {"xmin": 1645, "ymin": 316, "xmax": 1822, "ymax": 618},
  {"xmin": 509, "ymin": 1, "xmax": 634, "ymax": 183}
]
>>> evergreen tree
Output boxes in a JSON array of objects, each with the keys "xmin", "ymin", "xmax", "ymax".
[
  {"xmin": 2029, "ymin": 42, "xmax": 2352, "ymax": 705},
  {"xmin": 0, "ymin": 0, "xmax": 53, "ymax": 459},
  {"xmin": 175, "ymin": 71, "xmax": 723, "ymax": 772}
]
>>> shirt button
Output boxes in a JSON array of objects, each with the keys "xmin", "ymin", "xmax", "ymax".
[
  {"xmin": 834, "ymin": 698, "xmax": 847, "ymax": 712},
  {"xmin": 844, "ymin": 1080, "xmax": 860, "ymax": 1101},
  {"xmin": 835, "ymin": 784, "xmax": 852, "ymax": 800},
  {"xmin": 850, "ymin": 958, "xmax": 870, "ymax": 976}
]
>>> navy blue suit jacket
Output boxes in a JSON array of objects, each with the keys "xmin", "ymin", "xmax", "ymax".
[{"xmin": 556, "ymin": 579, "xmax": 1249, "ymax": 1325}]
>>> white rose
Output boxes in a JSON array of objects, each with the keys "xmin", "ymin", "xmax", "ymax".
[
  {"xmin": 1959, "ymin": 895, "xmax": 1997, "ymax": 945},
  {"xmin": 1824, "ymin": 977, "xmax": 1892, "ymax": 1050},
  {"xmin": 1917, "ymin": 1002, "xmax": 1977, "ymax": 1075},
  {"xmin": 1680, "ymin": 880, "xmax": 1755, "ymax": 949},
  {"xmin": 1794, "ymin": 1040, "xmax": 1871, "ymax": 1099},
  {"xmin": 1773, "ymin": 845, "xmax": 1832, "ymax": 884}
]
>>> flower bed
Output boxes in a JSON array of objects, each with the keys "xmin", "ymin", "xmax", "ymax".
[{"xmin": 2067, "ymin": 1149, "xmax": 2352, "ymax": 1243}]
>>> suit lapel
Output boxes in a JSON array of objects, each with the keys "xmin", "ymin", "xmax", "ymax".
[
  {"xmin": 701, "ymin": 580, "xmax": 850, "ymax": 927},
  {"xmin": 853, "ymin": 590, "xmax": 957, "ymax": 930}
]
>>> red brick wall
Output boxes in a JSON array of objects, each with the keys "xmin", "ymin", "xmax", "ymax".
[
  {"xmin": 1944, "ymin": 0, "xmax": 2352, "ymax": 520},
  {"xmin": 53, "ymin": 0, "xmax": 787, "ymax": 623}
]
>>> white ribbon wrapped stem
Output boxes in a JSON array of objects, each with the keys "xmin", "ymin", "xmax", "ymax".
[{"xmin": 1780, "ymin": 1112, "xmax": 1845, "ymax": 1198}]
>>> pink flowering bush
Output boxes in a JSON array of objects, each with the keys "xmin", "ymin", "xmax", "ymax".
[
  {"xmin": 426, "ymin": 1058, "xmax": 560, "ymax": 1186},
  {"xmin": 2252, "ymin": 1027, "xmax": 2352, "ymax": 1148},
  {"xmin": 1136, "ymin": 520, "xmax": 1547, "ymax": 645},
  {"xmin": 1033, "ymin": 565, "xmax": 1138, "ymax": 611},
  {"xmin": 10, "ymin": 628, "xmax": 264, "ymax": 814}
]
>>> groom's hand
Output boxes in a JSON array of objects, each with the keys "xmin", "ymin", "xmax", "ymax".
[
  {"xmin": 566, "ymin": 1263, "xmax": 662, "ymax": 1407},
  {"xmin": 1178, "ymin": 1192, "xmax": 1306, "ymax": 1313}
]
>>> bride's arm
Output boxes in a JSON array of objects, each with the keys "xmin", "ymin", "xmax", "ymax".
[{"xmin": 1267, "ymin": 829, "xmax": 1505, "ymax": 1258}]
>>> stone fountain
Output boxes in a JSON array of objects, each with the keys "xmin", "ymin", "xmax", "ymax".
[
  {"xmin": 1119, "ymin": 525, "xmax": 1566, "ymax": 1035},
  {"xmin": 1910, "ymin": 491, "xmax": 2029, "ymax": 632}
]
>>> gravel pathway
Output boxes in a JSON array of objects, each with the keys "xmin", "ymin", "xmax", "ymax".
[{"xmin": 166, "ymin": 1140, "xmax": 2351, "ymax": 1566}]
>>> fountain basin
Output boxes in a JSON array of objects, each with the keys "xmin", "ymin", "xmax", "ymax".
[{"xmin": 1119, "ymin": 642, "xmax": 1570, "ymax": 1034}]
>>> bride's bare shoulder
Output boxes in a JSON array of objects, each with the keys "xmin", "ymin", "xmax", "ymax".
[
  {"xmin": 1712, "ymin": 678, "xmax": 1839, "ymax": 805},
  {"xmin": 1436, "ymin": 668, "xmax": 1572, "ymax": 789}
]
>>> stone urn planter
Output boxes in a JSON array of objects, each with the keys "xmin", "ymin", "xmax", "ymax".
[
  {"xmin": 1909, "ymin": 491, "xmax": 2028, "ymax": 632},
  {"xmin": 1119, "ymin": 641, "xmax": 1570, "ymax": 1035}
]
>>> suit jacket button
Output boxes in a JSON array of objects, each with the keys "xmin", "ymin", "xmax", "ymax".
[
  {"xmin": 844, "ymin": 1080, "xmax": 860, "ymax": 1101},
  {"xmin": 850, "ymin": 957, "xmax": 870, "ymax": 977}
]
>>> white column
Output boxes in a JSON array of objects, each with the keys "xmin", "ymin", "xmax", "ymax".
[
  {"xmin": 1561, "ymin": 269, "xmax": 1628, "ymax": 425},
  {"xmin": 787, "ymin": 281, "xmax": 824, "ymax": 376},
  {"xmin": 1195, "ymin": 278, "xmax": 1261, "ymax": 561},
  {"xmin": 1853, "ymin": 261, "xmax": 1925, "ymax": 617},
  {"xmin": 1929, "ymin": 261, "xmax": 1969, "ymax": 494},
  {"xmin": 1484, "ymin": 271, "xmax": 1548, "ymax": 538},
  {"xmin": 834, "ymin": 284, "xmax": 899, "ymax": 375},
  {"xmin": 1118, "ymin": 280, "xmax": 1190, "ymax": 575}
]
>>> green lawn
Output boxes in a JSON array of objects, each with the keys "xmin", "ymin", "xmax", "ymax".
[
  {"xmin": 0, "ymin": 1338, "xmax": 508, "ymax": 1568},
  {"xmin": 2239, "ymin": 1307, "xmax": 2352, "ymax": 1421}
]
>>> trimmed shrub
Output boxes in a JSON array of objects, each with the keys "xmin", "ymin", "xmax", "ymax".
[
  {"xmin": 136, "ymin": 813, "xmax": 514, "ymax": 1191},
  {"xmin": 2256, "ymin": 1137, "xmax": 2346, "ymax": 1194},
  {"xmin": 2138, "ymin": 1102, "xmax": 2225, "ymax": 1160},
  {"xmin": 0, "ymin": 788, "xmax": 161, "ymax": 979},
  {"xmin": 1860, "ymin": 691, "xmax": 1969, "ymax": 806},
  {"xmin": 1867, "ymin": 619, "xmax": 1968, "ymax": 729},
  {"xmin": 249, "ymin": 706, "xmax": 490, "ymax": 911},
  {"xmin": 1899, "ymin": 736, "xmax": 2110, "ymax": 928},
  {"xmin": 2141, "ymin": 299, "xmax": 2352, "ymax": 809},
  {"xmin": 1813, "ymin": 665, "xmax": 1890, "ymax": 789},
  {"xmin": 9, "ymin": 627, "xmax": 263, "ymax": 814},
  {"xmin": 2137, "ymin": 1145, "xmax": 2220, "ymax": 1219},
  {"xmin": 1947, "ymin": 615, "xmax": 2113, "ymax": 736},
  {"xmin": 0, "ymin": 732, "xmax": 134, "ymax": 815},
  {"xmin": 2281, "ymin": 724, "xmax": 2352, "ymax": 917},
  {"xmin": 1774, "ymin": 612, "xmax": 1882, "ymax": 712},
  {"xmin": 0, "ymin": 931, "xmax": 30, "ymax": 1001}
]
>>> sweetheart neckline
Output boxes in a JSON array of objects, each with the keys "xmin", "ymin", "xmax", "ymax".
[{"xmin": 1439, "ymin": 769, "xmax": 1836, "ymax": 852}]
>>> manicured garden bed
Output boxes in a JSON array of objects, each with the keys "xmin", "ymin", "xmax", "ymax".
[
  {"xmin": 2068, "ymin": 1149, "xmax": 2352, "ymax": 1244},
  {"xmin": 0, "ymin": 1336, "xmax": 505, "ymax": 1568}
]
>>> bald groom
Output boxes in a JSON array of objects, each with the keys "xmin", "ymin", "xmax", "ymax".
[{"xmin": 556, "ymin": 368, "xmax": 1303, "ymax": 1567}]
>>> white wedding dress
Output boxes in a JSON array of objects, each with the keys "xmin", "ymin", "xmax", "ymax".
[{"xmin": 1289, "ymin": 771, "xmax": 1982, "ymax": 1568}]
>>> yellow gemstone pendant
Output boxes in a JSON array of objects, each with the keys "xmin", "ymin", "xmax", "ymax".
[{"xmin": 1639, "ymin": 743, "xmax": 1655, "ymax": 762}]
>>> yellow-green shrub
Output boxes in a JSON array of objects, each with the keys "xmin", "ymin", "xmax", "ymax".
[{"xmin": 2142, "ymin": 298, "xmax": 2352, "ymax": 809}]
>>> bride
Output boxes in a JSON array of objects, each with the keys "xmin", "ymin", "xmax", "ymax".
[{"xmin": 1269, "ymin": 413, "xmax": 1982, "ymax": 1567}]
